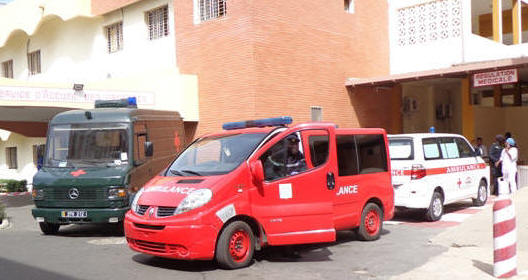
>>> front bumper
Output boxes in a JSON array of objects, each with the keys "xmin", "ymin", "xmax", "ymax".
[
  {"xmin": 124, "ymin": 212, "xmax": 218, "ymax": 260},
  {"xmin": 31, "ymin": 207, "xmax": 129, "ymax": 224}
]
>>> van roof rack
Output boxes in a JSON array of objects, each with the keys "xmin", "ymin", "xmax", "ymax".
[{"xmin": 95, "ymin": 97, "xmax": 137, "ymax": 108}]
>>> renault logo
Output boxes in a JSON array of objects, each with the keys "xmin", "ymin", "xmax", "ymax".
[
  {"xmin": 68, "ymin": 188, "xmax": 80, "ymax": 200},
  {"xmin": 148, "ymin": 207, "xmax": 155, "ymax": 217}
]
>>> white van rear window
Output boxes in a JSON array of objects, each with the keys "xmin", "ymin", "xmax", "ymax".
[{"xmin": 388, "ymin": 138, "xmax": 413, "ymax": 160}]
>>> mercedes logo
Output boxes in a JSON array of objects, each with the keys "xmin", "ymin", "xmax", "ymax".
[{"xmin": 68, "ymin": 188, "xmax": 80, "ymax": 200}]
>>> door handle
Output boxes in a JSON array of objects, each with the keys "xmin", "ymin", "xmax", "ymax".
[{"xmin": 327, "ymin": 172, "xmax": 335, "ymax": 190}]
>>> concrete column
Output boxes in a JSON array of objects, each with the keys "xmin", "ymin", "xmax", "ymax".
[
  {"xmin": 513, "ymin": 0, "xmax": 522, "ymax": 44},
  {"xmin": 461, "ymin": 77, "xmax": 474, "ymax": 140},
  {"xmin": 493, "ymin": 0, "xmax": 503, "ymax": 43},
  {"xmin": 494, "ymin": 85, "xmax": 503, "ymax": 107}
]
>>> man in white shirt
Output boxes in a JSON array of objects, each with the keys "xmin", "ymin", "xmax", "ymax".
[{"xmin": 496, "ymin": 138, "xmax": 518, "ymax": 194}]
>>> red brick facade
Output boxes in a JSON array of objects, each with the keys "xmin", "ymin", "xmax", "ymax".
[{"xmin": 174, "ymin": 0, "xmax": 394, "ymax": 136}]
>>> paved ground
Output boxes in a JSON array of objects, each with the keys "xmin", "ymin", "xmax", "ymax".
[{"xmin": 0, "ymin": 193, "xmax": 507, "ymax": 280}]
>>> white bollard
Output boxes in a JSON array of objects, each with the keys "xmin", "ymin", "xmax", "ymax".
[{"xmin": 493, "ymin": 196, "xmax": 517, "ymax": 278}]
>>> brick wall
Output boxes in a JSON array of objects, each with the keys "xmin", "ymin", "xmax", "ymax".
[{"xmin": 174, "ymin": 0, "xmax": 391, "ymax": 137}]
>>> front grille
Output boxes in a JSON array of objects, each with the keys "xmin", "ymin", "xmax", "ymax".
[
  {"xmin": 47, "ymin": 188, "xmax": 104, "ymax": 201},
  {"xmin": 157, "ymin": 207, "xmax": 176, "ymax": 217},
  {"xmin": 133, "ymin": 239, "xmax": 167, "ymax": 253},
  {"xmin": 136, "ymin": 205, "xmax": 149, "ymax": 215},
  {"xmin": 134, "ymin": 223, "xmax": 165, "ymax": 230}
]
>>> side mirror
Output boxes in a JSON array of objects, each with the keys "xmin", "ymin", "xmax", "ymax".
[
  {"xmin": 250, "ymin": 160, "xmax": 264, "ymax": 186},
  {"xmin": 144, "ymin": 141, "xmax": 154, "ymax": 157}
]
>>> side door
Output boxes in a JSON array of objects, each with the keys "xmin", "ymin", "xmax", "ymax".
[
  {"xmin": 421, "ymin": 138, "xmax": 453, "ymax": 202},
  {"xmin": 250, "ymin": 129, "xmax": 335, "ymax": 245},
  {"xmin": 333, "ymin": 133, "xmax": 389, "ymax": 230},
  {"xmin": 437, "ymin": 137, "xmax": 464, "ymax": 201},
  {"xmin": 130, "ymin": 122, "xmax": 151, "ymax": 191},
  {"xmin": 454, "ymin": 137, "xmax": 481, "ymax": 197}
]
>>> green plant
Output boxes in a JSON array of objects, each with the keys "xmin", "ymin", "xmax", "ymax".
[{"xmin": 0, "ymin": 179, "xmax": 27, "ymax": 192}]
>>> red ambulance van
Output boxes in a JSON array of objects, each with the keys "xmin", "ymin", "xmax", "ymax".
[{"xmin": 124, "ymin": 117, "xmax": 394, "ymax": 269}]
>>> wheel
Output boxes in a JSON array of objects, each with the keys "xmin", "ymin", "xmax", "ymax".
[
  {"xmin": 215, "ymin": 221, "xmax": 255, "ymax": 269},
  {"xmin": 425, "ymin": 191, "xmax": 443, "ymax": 222},
  {"xmin": 39, "ymin": 222, "xmax": 60, "ymax": 235},
  {"xmin": 356, "ymin": 203, "xmax": 383, "ymax": 241},
  {"xmin": 472, "ymin": 180, "xmax": 488, "ymax": 207}
]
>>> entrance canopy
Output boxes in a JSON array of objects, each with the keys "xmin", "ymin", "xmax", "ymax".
[{"xmin": 346, "ymin": 57, "xmax": 528, "ymax": 87}]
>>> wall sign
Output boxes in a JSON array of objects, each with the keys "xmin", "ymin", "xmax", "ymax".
[
  {"xmin": 0, "ymin": 86, "xmax": 154, "ymax": 105},
  {"xmin": 473, "ymin": 69, "xmax": 518, "ymax": 88}
]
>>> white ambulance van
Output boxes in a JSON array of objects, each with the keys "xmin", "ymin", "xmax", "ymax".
[{"xmin": 388, "ymin": 133, "xmax": 489, "ymax": 221}]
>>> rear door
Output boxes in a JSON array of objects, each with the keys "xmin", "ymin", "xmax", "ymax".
[
  {"xmin": 454, "ymin": 137, "xmax": 481, "ymax": 197},
  {"xmin": 388, "ymin": 137, "xmax": 414, "ymax": 187},
  {"xmin": 251, "ymin": 129, "xmax": 336, "ymax": 245},
  {"xmin": 437, "ymin": 137, "xmax": 464, "ymax": 202}
]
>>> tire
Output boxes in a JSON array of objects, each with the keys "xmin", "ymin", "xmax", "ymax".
[
  {"xmin": 39, "ymin": 222, "xmax": 60, "ymax": 235},
  {"xmin": 216, "ymin": 221, "xmax": 255, "ymax": 269},
  {"xmin": 425, "ymin": 191, "xmax": 443, "ymax": 222},
  {"xmin": 472, "ymin": 180, "xmax": 488, "ymax": 207},
  {"xmin": 356, "ymin": 203, "xmax": 383, "ymax": 241}
]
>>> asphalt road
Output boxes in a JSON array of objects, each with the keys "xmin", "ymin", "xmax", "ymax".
[{"xmin": 0, "ymin": 195, "xmax": 451, "ymax": 280}]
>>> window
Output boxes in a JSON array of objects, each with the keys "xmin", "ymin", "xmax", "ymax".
[
  {"xmin": 308, "ymin": 134, "xmax": 329, "ymax": 168},
  {"xmin": 27, "ymin": 50, "xmax": 41, "ymax": 75},
  {"xmin": 199, "ymin": 0, "xmax": 227, "ymax": 22},
  {"xmin": 454, "ymin": 137, "xmax": 474, "ymax": 158},
  {"xmin": 344, "ymin": 0, "xmax": 354, "ymax": 13},
  {"xmin": 356, "ymin": 134, "xmax": 387, "ymax": 174},
  {"xmin": 311, "ymin": 106, "xmax": 322, "ymax": 122},
  {"xmin": 2, "ymin": 59, "xmax": 13, "ymax": 78},
  {"xmin": 423, "ymin": 138, "xmax": 441, "ymax": 160},
  {"xmin": 439, "ymin": 138, "xmax": 460, "ymax": 159},
  {"xmin": 337, "ymin": 135, "xmax": 359, "ymax": 176},
  {"xmin": 389, "ymin": 138, "xmax": 414, "ymax": 160},
  {"xmin": 106, "ymin": 22, "xmax": 123, "ymax": 53},
  {"xmin": 260, "ymin": 133, "xmax": 307, "ymax": 181},
  {"xmin": 6, "ymin": 147, "xmax": 17, "ymax": 169},
  {"xmin": 146, "ymin": 6, "xmax": 169, "ymax": 40}
]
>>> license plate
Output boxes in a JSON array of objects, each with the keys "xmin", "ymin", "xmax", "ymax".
[{"xmin": 61, "ymin": 210, "xmax": 87, "ymax": 218}]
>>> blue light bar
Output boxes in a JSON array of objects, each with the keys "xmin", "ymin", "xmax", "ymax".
[
  {"xmin": 127, "ymin": 97, "xmax": 137, "ymax": 106},
  {"xmin": 222, "ymin": 116, "xmax": 293, "ymax": 130}
]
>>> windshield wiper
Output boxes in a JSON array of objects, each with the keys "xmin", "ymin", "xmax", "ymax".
[
  {"xmin": 181, "ymin": 169, "xmax": 203, "ymax": 176},
  {"xmin": 169, "ymin": 169, "xmax": 184, "ymax": 176}
]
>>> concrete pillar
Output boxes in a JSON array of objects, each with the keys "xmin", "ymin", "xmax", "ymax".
[
  {"xmin": 493, "ymin": 0, "xmax": 503, "ymax": 43},
  {"xmin": 461, "ymin": 77, "xmax": 474, "ymax": 140},
  {"xmin": 494, "ymin": 85, "xmax": 503, "ymax": 107},
  {"xmin": 513, "ymin": 0, "xmax": 522, "ymax": 44}
]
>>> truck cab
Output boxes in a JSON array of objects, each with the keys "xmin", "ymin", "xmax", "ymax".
[
  {"xmin": 124, "ymin": 117, "xmax": 394, "ymax": 269},
  {"xmin": 32, "ymin": 98, "xmax": 184, "ymax": 234}
]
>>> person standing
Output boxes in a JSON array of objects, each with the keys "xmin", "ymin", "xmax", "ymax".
[
  {"xmin": 488, "ymin": 135, "xmax": 505, "ymax": 195},
  {"xmin": 496, "ymin": 138, "xmax": 519, "ymax": 194},
  {"xmin": 473, "ymin": 137, "xmax": 488, "ymax": 158}
]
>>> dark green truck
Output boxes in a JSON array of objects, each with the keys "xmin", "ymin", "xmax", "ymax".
[{"xmin": 31, "ymin": 98, "xmax": 184, "ymax": 234}]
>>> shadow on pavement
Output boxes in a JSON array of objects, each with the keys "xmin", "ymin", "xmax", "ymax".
[
  {"xmin": 50, "ymin": 223, "xmax": 124, "ymax": 237},
  {"xmin": 472, "ymin": 259, "xmax": 493, "ymax": 276},
  {"xmin": 131, "ymin": 228, "xmax": 390, "ymax": 271},
  {"xmin": 392, "ymin": 200, "xmax": 479, "ymax": 223},
  {"xmin": 0, "ymin": 257, "xmax": 80, "ymax": 280}
]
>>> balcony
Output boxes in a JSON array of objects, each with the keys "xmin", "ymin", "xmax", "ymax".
[{"xmin": 389, "ymin": 0, "xmax": 528, "ymax": 75}]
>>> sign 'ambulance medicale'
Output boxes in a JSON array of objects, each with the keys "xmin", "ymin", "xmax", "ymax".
[{"xmin": 473, "ymin": 69, "xmax": 518, "ymax": 88}]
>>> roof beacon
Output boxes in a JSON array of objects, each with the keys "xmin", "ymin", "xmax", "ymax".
[
  {"xmin": 94, "ymin": 97, "xmax": 138, "ymax": 109},
  {"xmin": 222, "ymin": 116, "xmax": 293, "ymax": 130}
]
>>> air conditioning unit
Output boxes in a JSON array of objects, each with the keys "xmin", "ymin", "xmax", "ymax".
[{"xmin": 402, "ymin": 97, "xmax": 418, "ymax": 114}]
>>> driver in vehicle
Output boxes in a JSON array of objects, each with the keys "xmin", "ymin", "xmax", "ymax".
[{"xmin": 266, "ymin": 134, "xmax": 307, "ymax": 177}]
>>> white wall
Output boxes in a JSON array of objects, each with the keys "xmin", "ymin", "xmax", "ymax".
[
  {"xmin": 389, "ymin": 0, "xmax": 528, "ymax": 74},
  {"xmin": 0, "ymin": 132, "xmax": 46, "ymax": 187}
]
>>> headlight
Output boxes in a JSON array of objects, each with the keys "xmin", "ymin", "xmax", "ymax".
[
  {"xmin": 32, "ymin": 189, "xmax": 44, "ymax": 200},
  {"xmin": 175, "ymin": 189, "xmax": 212, "ymax": 215},
  {"xmin": 108, "ymin": 187, "xmax": 127, "ymax": 199},
  {"xmin": 130, "ymin": 188, "xmax": 145, "ymax": 214}
]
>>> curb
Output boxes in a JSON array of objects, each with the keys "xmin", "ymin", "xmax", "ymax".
[
  {"xmin": 0, "ymin": 192, "xmax": 30, "ymax": 197},
  {"xmin": 0, "ymin": 218, "xmax": 10, "ymax": 230}
]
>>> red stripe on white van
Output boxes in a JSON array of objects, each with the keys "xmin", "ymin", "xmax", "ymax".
[{"xmin": 392, "ymin": 163, "xmax": 487, "ymax": 177}]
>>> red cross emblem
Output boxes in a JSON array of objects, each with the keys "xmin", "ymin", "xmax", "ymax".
[
  {"xmin": 457, "ymin": 178, "xmax": 462, "ymax": 188},
  {"xmin": 70, "ymin": 169, "xmax": 86, "ymax": 177}
]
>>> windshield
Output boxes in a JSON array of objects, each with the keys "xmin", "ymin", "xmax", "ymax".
[
  {"xmin": 45, "ymin": 123, "xmax": 130, "ymax": 168},
  {"xmin": 167, "ymin": 133, "xmax": 267, "ymax": 176},
  {"xmin": 388, "ymin": 138, "xmax": 414, "ymax": 160}
]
